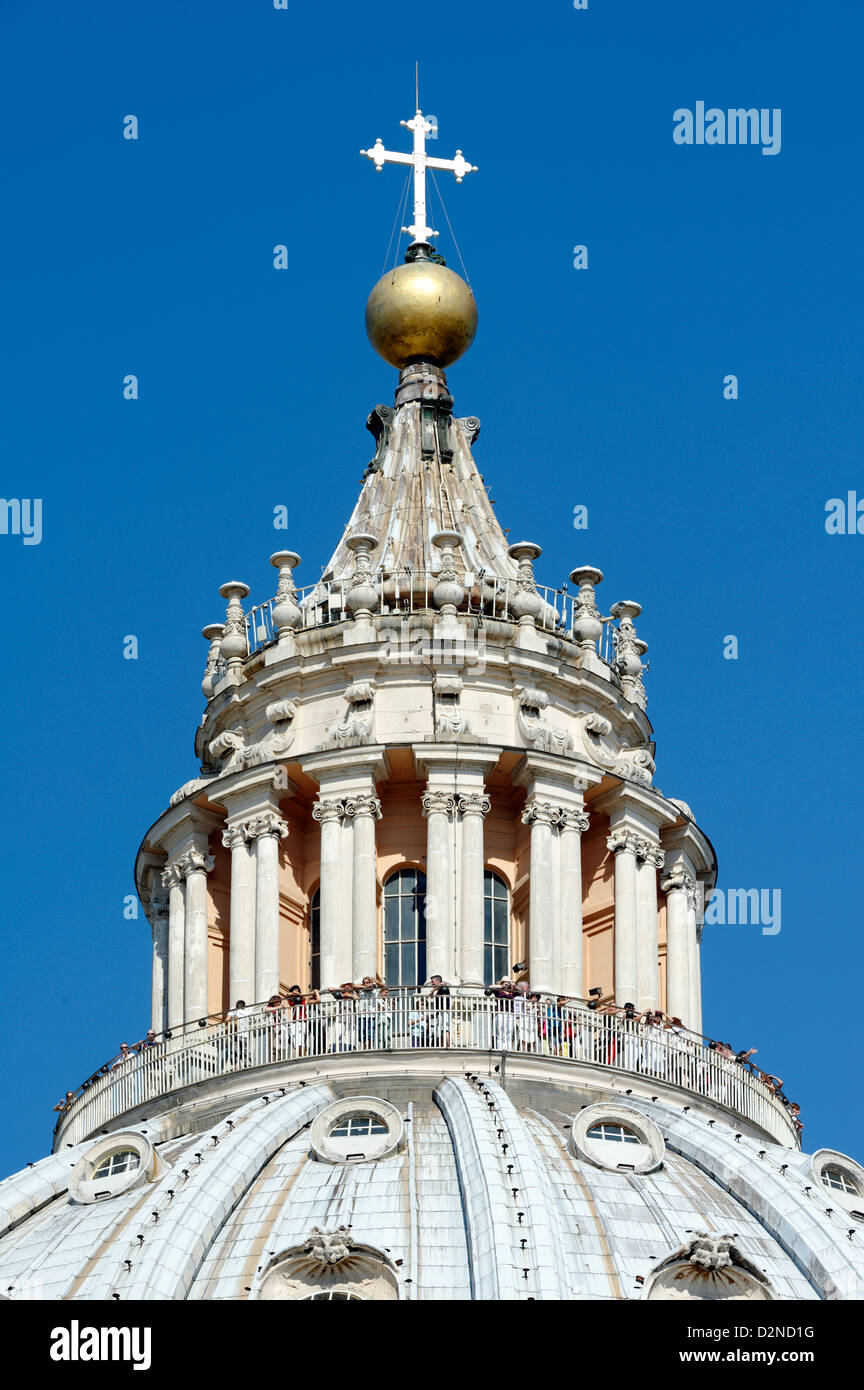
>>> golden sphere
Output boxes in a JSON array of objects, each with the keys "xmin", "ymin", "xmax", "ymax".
[{"xmin": 365, "ymin": 260, "xmax": 478, "ymax": 369}]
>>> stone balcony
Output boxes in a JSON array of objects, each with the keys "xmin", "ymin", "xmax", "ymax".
[{"xmin": 53, "ymin": 995, "xmax": 799, "ymax": 1152}]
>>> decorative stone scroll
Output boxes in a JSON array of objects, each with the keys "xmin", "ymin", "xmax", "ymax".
[
  {"xmin": 457, "ymin": 793, "xmax": 491, "ymax": 818},
  {"xmin": 579, "ymin": 713, "xmax": 655, "ymax": 785},
  {"xmin": 342, "ymin": 795, "xmax": 382, "ymax": 820},
  {"xmin": 421, "ymin": 791, "xmax": 457, "ymax": 817},
  {"xmin": 322, "ymin": 681, "xmax": 375, "ymax": 748},
  {"xmin": 516, "ymin": 686, "xmax": 574, "ymax": 755}
]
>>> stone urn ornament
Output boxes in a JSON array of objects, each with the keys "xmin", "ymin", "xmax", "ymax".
[
  {"xmin": 218, "ymin": 581, "xmax": 250, "ymax": 672},
  {"xmin": 200, "ymin": 623, "xmax": 225, "ymax": 698},
  {"xmin": 507, "ymin": 541, "xmax": 544, "ymax": 624},
  {"xmin": 345, "ymin": 533, "xmax": 380, "ymax": 619},
  {"xmin": 269, "ymin": 550, "xmax": 302, "ymax": 642},
  {"xmin": 431, "ymin": 530, "xmax": 465, "ymax": 615},
  {"xmin": 569, "ymin": 566, "xmax": 604, "ymax": 649}
]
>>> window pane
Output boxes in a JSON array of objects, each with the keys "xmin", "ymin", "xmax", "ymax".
[
  {"xmin": 384, "ymin": 896, "xmax": 399, "ymax": 941},
  {"xmin": 384, "ymin": 943, "xmax": 400, "ymax": 985}
]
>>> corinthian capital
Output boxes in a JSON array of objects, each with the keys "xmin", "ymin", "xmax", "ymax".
[
  {"xmin": 176, "ymin": 847, "xmax": 216, "ymax": 879},
  {"xmin": 222, "ymin": 822, "xmax": 251, "ymax": 851},
  {"xmin": 521, "ymin": 799, "xmax": 561, "ymax": 827},
  {"xmin": 458, "ymin": 792, "xmax": 491, "ymax": 818},
  {"xmin": 641, "ymin": 843, "xmax": 666, "ymax": 870},
  {"xmin": 421, "ymin": 790, "xmax": 457, "ymax": 818},
  {"xmin": 246, "ymin": 812, "xmax": 289, "ymax": 842},
  {"xmin": 666, "ymin": 867, "xmax": 700, "ymax": 900},
  {"xmin": 343, "ymin": 794, "xmax": 382, "ymax": 820},
  {"xmin": 160, "ymin": 861, "xmax": 185, "ymax": 890},
  {"xmin": 606, "ymin": 829, "xmax": 640, "ymax": 856},
  {"xmin": 312, "ymin": 798, "xmax": 344, "ymax": 825},
  {"xmin": 558, "ymin": 807, "xmax": 590, "ymax": 833}
]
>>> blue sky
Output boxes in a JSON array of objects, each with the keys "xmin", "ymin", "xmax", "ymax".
[{"xmin": 1, "ymin": 0, "xmax": 862, "ymax": 1174}]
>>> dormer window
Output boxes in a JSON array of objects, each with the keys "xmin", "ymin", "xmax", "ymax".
[
  {"xmin": 821, "ymin": 1167, "xmax": 860, "ymax": 1196},
  {"xmin": 92, "ymin": 1150, "xmax": 140, "ymax": 1179}
]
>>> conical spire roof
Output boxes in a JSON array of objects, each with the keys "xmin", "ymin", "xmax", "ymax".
[{"xmin": 322, "ymin": 362, "xmax": 518, "ymax": 583}]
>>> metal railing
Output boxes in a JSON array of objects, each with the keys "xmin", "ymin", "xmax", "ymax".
[
  {"xmin": 53, "ymin": 995, "xmax": 797, "ymax": 1150},
  {"xmin": 243, "ymin": 572, "xmax": 620, "ymax": 665}
]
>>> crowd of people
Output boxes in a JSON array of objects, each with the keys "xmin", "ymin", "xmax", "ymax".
[{"xmin": 53, "ymin": 969, "xmax": 802, "ymax": 1135}]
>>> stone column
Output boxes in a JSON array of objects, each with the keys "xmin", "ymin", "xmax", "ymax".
[
  {"xmin": 458, "ymin": 793, "xmax": 490, "ymax": 986},
  {"xmin": 179, "ymin": 846, "xmax": 215, "ymax": 1024},
  {"xmin": 558, "ymin": 808, "xmax": 589, "ymax": 998},
  {"xmin": 635, "ymin": 840, "xmax": 663, "ymax": 1013},
  {"xmin": 521, "ymin": 800, "xmax": 559, "ymax": 996},
  {"xmin": 661, "ymin": 866, "xmax": 696, "ymax": 1024},
  {"xmin": 161, "ymin": 862, "xmax": 186, "ymax": 1031},
  {"xmin": 150, "ymin": 894, "xmax": 169, "ymax": 1034},
  {"xmin": 222, "ymin": 822, "xmax": 257, "ymax": 1006},
  {"xmin": 248, "ymin": 812, "xmax": 289, "ymax": 1004},
  {"xmin": 345, "ymin": 793, "xmax": 382, "ymax": 981},
  {"xmin": 313, "ymin": 798, "xmax": 348, "ymax": 989},
  {"xmin": 607, "ymin": 832, "xmax": 640, "ymax": 1006},
  {"xmin": 692, "ymin": 915, "xmax": 704, "ymax": 1035},
  {"xmin": 422, "ymin": 790, "xmax": 456, "ymax": 982}
]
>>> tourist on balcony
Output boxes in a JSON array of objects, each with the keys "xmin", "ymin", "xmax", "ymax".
[
  {"xmin": 375, "ymin": 984, "xmax": 392, "ymax": 1049},
  {"xmin": 513, "ymin": 983, "xmax": 539, "ymax": 1052},
  {"xmin": 357, "ymin": 975, "xmax": 384, "ymax": 1049},
  {"xmin": 428, "ymin": 974, "xmax": 452, "ymax": 1047},
  {"xmin": 485, "ymin": 978, "xmax": 518, "ymax": 1051},
  {"xmin": 134, "ymin": 1029, "xmax": 159, "ymax": 1050},
  {"xmin": 643, "ymin": 1011, "xmax": 666, "ymax": 1078},
  {"xmin": 288, "ymin": 985, "xmax": 315, "ymax": 1055},
  {"xmin": 227, "ymin": 1000, "xmax": 254, "ymax": 1069},
  {"xmin": 408, "ymin": 997, "xmax": 428, "ymax": 1047},
  {"xmin": 53, "ymin": 1090, "xmax": 75, "ymax": 1113},
  {"xmin": 265, "ymin": 994, "xmax": 288, "ymax": 1060},
  {"xmin": 110, "ymin": 1042, "xmax": 135, "ymax": 1071},
  {"xmin": 735, "ymin": 1047, "xmax": 758, "ymax": 1068},
  {"xmin": 665, "ymin": 1016, "xmax": 691, "ymax": 1087}
]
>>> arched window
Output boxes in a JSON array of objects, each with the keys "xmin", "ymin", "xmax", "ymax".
[
  {"xmin": 821, "ymin": 1166, "xmax": 860, "ymax": 1196},
  {"xmin": 92, "ymin": 1150, "xmax": 140, "ymax": 1179},
  {"xmin": 484, "ymin": 871, "xmax": 509, "ymax": 986},
  {"xmin": 383, "ymin": 869, "xmax": 426, "ymax": 988},
  {"xmin": 303, "ymin": 1291, "xmax": 365, "ymax": 1300},
  {"xmin": 586, "ymin": 1123, "xmax": 640, "ymax": 1144},
  {"xmin": 309, "ymin": 887, "xmax": 321, "ymax": 990}
]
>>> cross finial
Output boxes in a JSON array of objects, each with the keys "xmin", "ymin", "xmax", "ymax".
[{"xmin": 361, "ymin": 109, "xmax": 478, "ymax": 248}]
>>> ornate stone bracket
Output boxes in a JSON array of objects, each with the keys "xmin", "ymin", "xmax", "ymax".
[
  {"xmin": 516, "ymin": 686, "xmax": 574, "ymax": 755},
  {"xmin": 434, "ymin": 673, "xmax": 472, "ymax": 738},
  {"xmin": 264, "ymin": 699, "xmax": 298, "ymax": 757},
  {"xmin": 455, "ymin": 415, "xmax": 481, "ymax": 446},
  {"xmin": 363, "ymin": 404, "xmax": 395, "ymax": 478},
  {"xmin": 321, "ymin": 681, "xmax": 375, "ymax": 748},
  {"xmin": 579, "ymin": 713, "xmax": 655, "ymax": 785}
]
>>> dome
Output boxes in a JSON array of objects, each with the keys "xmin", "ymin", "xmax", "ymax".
[
  {"xmin": 365, "ymin": 259, "xmax": 477, "ymax": 368},
  {"xmin": 2, "ymin": 1069, "xmax": 862, "ymax": 1301}
]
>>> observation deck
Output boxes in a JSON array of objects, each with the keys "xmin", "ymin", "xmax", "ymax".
[{"xmin": 53, "ymin": 994, "xmax": 799, "ymax": 1151}]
